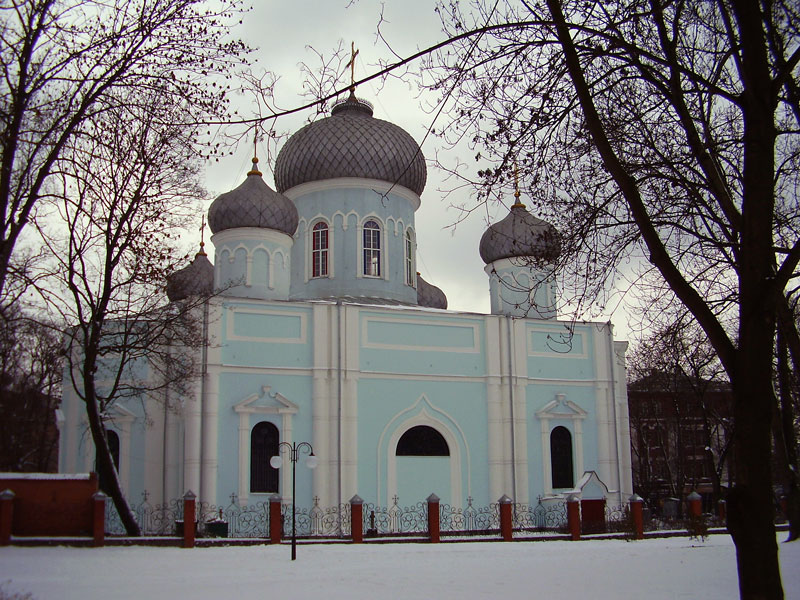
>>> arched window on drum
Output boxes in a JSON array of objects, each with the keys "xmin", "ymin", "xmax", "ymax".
[
  {"xmin": 311, "ymin": 221, "xmax": 329, "ymax": 278},
  {"xmin": 362, "ymin": 220, "xmax": 381, "ymax": 277}
]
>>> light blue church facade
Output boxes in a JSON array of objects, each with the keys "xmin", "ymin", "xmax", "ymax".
[{"xmin": 58, "ymin": 93, "xmax": 632, "ymax": 516}]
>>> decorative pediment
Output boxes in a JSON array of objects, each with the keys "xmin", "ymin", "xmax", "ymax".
[
  {"xmin": 233, "ymin": 385, "xmax": 298, "ymax": 415},
  {"xmin": 573, "ymin": 470, "xmax": 609, "ymax": 500},
  {"xmin": 101, "ymin": 403, "xmax": 136, "ymax": 425},
  {"xmin": 535, "ymin": 393, "xmax": 588, "ymax": 420}
]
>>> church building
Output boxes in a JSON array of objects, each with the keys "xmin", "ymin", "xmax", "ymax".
[{"xmin": 58, "ymin": 90, "xmax": 633, "ymax": 519}]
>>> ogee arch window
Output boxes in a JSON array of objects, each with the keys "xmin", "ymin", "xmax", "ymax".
[
  {"xmin": 550, "ymin": 426, "xmax": 574, "ymax": 489},
  {"xmin": 251, "ymin": 421, "xmax": 279, "ymax": 493}
]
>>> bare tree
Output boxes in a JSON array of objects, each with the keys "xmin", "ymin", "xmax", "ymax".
[
  {"xmin": 397, "ymin": 1, "xmax": 800, "ymax": 597},
  {"xmin": 32, "ymin": 89, "xmax": 213, "ymax": 535},
  {"xmin": 0, "ymin": 306, "xmax": 62, "ymax": 472},
  {"xmin": 628, "ymin": 317, "xmax": 732, "ymax": 512},
  {"xmin": 0, "ymin": 0, "xmax": 249, "ymax": 299}
]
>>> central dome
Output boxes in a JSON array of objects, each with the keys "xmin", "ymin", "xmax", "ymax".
[{"xmin": 274, "ymin": 93, "xmax": 427, "ymax": 195}]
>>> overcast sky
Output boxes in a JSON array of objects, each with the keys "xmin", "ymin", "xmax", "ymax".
[{"xmin": 201, "ymin": 1, "xmax": 632, "ymax": 339}]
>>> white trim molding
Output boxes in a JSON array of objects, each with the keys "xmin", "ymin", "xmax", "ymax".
[
  {"xmin": 233, "ymin": 386, "xmax": 298, "ymax": 505},
  {"xmin": 535, "ymin": 393, "xmax": 588, "ymax": 497}
]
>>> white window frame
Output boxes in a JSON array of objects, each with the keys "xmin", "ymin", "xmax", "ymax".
[
  {"xmin": 362, "ymin": 219, "xmax": 382, "ymax": 278},
  {"xmin": 405, "ymin": 228, "xmax": 416, "ymax": 287},
  {"xmin": 311, "ymin": 220, "xmax": 330, "ymax": 278}
]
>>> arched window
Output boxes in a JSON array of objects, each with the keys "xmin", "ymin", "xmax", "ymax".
[
  {"xmin": 363, "ymin": 220, "xmax": 381, "ymax": 277},
  {"xmin": 396, "ymin": 425, "xmax": 449, "ymax": 456},
  {"xmin": 312, "ymin": 222, "xmax": 329, "ymax": 278},
  {"xmin": 550, "ymin": 426, "xmax": 574, "ymax": 489},
  {"xmin": 250, "ymin": 422, "xmax": 279, "ymax": 493},
  {"xmin": 405, "ymin": 229, "xmax": 415, "ymax": 287}
]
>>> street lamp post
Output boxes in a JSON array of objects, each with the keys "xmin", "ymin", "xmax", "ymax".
[{"xmin": 270, "ymin": 441, "xmax": 318, "ymax": 560}]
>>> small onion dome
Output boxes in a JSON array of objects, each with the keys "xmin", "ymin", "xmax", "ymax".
[
  {"xmin": 208, "ymin": 158, "xmax": 299, "ymax": 235},
  {"xmin": 479, "ymin": 203, "xmax": 561, "ymax": 264},
  {"xmin": 416, "ymin": 273, "xmax": 448, "ymax": 309},
  {"xmin": 166, "ymin": 251, "xmax": 213, "ymax": 302},
  {"xmin": 274, "ymin": 92, "xmax": 427, "ymax": 196}
]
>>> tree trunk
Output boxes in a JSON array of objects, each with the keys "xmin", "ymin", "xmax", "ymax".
[
  {"xmin": 83, "ymin": 372, "xmax": 141, "ymax": 536},
  {"xmin": 724, "ymin": 1, "xmax": 785, "ymax": 596},
  {"xmin": 775, "ymin": 327, "xmax": 800, "ymax": 541}
]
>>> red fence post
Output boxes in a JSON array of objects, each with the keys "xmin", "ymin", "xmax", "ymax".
[
  {"xmin": 183, "ymin": 491, "xmax": 196, "ymax": 549},
  {"xmin": 350, "ymin": 495, "xmax": 363, "ymax": 543},
  {"xmin": 687, "ymin": 491, "xmax": 702, "ymax": 518},
  {"xmin": 629, "ymin": 494, "xmax": 644, "ymax": 540},
  {"xmin": 92, "ymin": 491, "xmax": 106, "ymax": 547},
  {"xmin": 717, "ymin": 499, "xmax": 726, "ymax": 521},
  {"xmin": 499, "ymin": 495, "xmax": 513, "ymax": 541},
  {"xmin": 269, "ymin": 495, "xmax": 283, "ymax": 545},
  {"xmin": 0, "ymin": 489, "xmax": 14, "ymax": 546},
  {"xmin": 567, "ymin": 494, "xmax": 581, "ymax": 541},
  {"xmin": 427, "ymin": 493, "xmax": 440, "ymax": 543}
]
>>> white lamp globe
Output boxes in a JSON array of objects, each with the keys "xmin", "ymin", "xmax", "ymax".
[
  {"xmin": 270, "ymin": 455, "xmax": 283, "ymax": 469},
  {"xmin": 306, "ymin": 454, "xmax": 319, "ymax": 469}
]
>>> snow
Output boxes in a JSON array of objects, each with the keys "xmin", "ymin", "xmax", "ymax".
[
  {"xmin": 0, "ymin": 473, "xmax": 92, "ymax": 481},
  {"xmin": 0, "ymin": 534, "xmax": 797, "ymax": 599}
]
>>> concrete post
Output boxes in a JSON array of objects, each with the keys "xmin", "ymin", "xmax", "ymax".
[
  {"xmin": 0, "ymin": 489, "xmax": 14, "ymax": 546},
  {"xmin": 92, "ymin": 491, "xmax": 106, "ymax": 547},
  {"xmin": 567, "ymin": 494, "xmax": 581, "ymax": 541},
  {"xmin": 427, "ymin": 493, "xmax": 440, "ymax": 543},
  {"xmin": 269, "ymin": 495, "xmax": 282, "ymax": 545},
  {"xmin": 350, "ymin": 495, "xmax": 363, "ymax": 543},
  {"xmin": 183, "ymin": 491, "xmax": 196, "ymax": 549},
  {"xmin": 498, "ymin": 495, "xmax": 513, "ymax": 541},
  {"xmin": 629, "ymin": 493, "xmax": 643, "ymax": 540},
  {"xmin": 687, "ymin": 491, "xmax": 702, "ymax": 518}
]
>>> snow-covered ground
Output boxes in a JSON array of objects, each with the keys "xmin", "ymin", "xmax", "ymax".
[{"xmin": 1, "ymin": 534, "xmax": 797, "ymax": 599}]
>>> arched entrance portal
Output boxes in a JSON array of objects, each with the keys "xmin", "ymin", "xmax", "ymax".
[{"xmin": 394, "ymin": 425, "xmax": 451, "ymax": 507}]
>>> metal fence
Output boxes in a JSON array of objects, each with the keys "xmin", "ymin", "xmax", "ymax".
[
  {"xmin": 104, "ymin": 493, "xmax": 555, "ymax": 538},
  {"xmin": 110, "ymin": 493, "xmax": 713, "ymax": 538}
]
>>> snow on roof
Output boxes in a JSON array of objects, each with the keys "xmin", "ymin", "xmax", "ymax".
[{"xmin": 0, "ymin": 472, "xmax": 92, "ymax": 480}]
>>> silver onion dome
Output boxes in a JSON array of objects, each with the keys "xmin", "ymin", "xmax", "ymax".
[
  {"xmin": 166, "ymin": 251, "xmax": 214, "ymax": 302},
  {"xmin": 416, "ymin": 273, "xmax": 448, "ymax": 309},
  {"xmin": 274, "ymin": 92, "xmax": 427, "ymax": 195},
  {"xmin": 479, "ymin": 203, "xmax": 561, "ymax": 264},
  {"xmin": 208, "ymin": 159, "xmax": 299, "ymax": 235}
]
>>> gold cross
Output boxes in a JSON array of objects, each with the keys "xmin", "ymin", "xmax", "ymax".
[
  {"xmin": 198, "ymin": 215, "xmax": 207, "ymax": 256},
  {"xmin": 347, "ymin": 41, "xmax": 360, "ymax": 91},
  {"xmin": 247, "ymin": 128, "xmax": 262, "ymax": 176},
  {"xmin": 513, "ymin": 162, "xmax": 525, "ymax": 208}
]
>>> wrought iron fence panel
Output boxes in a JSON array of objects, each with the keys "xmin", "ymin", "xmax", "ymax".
[
  {"xmin": 143, "ymin": 498, "xmax": 184, "ymax": 535},
  {"xmin": 359, "ymin": 497, "xmax": 428, "ymax": 534},
  {"xmin": 104, "ymin": 500, "xmax": 125, "ymax": 535},
  {"xmin": 514, "ymin": 498, "xmax": 567, "ymax": 530},
  {"xmin": 604, "ymin": 503, "xmax": 631, "ymax": 533},
  {"xmin": 363, "ymin": 502, "xmax": 393, "ymax": 533},
  {"xmin": 462, "ymin": 498, "xmax": 500, "ymax": 531},
  {"xmin": 439, "ymin": 503, "xmax": 465, "ymax": 532},
  {"xmin": 283, "ymin": 503, "xmax": 311, "ymax": 537},
  {"xmin": 398, "ymin": 500, "xmax": 428, "ymax": 533},
  {"xmin": 219, "ymin": 501, "xmax": 270, "ymax": 538},
  {"xmin": 306, "ymin": 497, "xmax": 348, "ymax": 536}
]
